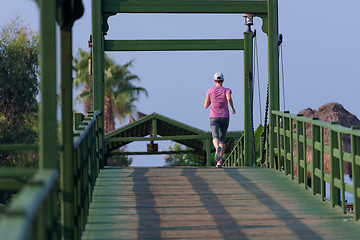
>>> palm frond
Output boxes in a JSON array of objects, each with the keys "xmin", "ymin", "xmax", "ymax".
[{"xmin": 73, "ymin": 49, "xmax": 147, "ymax": 127}]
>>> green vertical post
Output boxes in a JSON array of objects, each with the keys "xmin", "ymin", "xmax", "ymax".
[
  {"xmin": 152, "ymin": 118, "xmax": 158, "ymax": 137},
  {"xmin": 351, "ymin": 126, "xmax": 360, "ymax": 220},
  {"xmin": 320, "ymin": 127, "xmax": 325, "ymax": 201},
  {"xmin": 241, "ymin": 140, "xmax": 245, "ymax": 166},
  {"xmin": 311, "ymin": 119, "xmax": 321, "ymax": 195},
  {"xmin": 268, "ymin": 0, "xmax": 280, "ymax": 169},
  {"xmin": 243, "ymin": 31, "xmax": 253, "ymax": 166},
  {"xmin": 302, "ymin": 121, "xmax": 307, "ymax": 189},
  {"xmin": 60, "ymin": 27, "xmax": 75, "ymax": 240},
  {"xmin": 296, "ymin": 116, "xmax": 304, "ymax": 185},
  {"xmin": 205, "ymin": 135, "xmax": 211, "ymax": 167},
  {"xmin": 92, "ymin": 0, "xmax": 105, "ymax": 168},
  {"xmin": 338, "ymin": 132, "xmax": 346, "ymax": 213},
  {"xmin": 39, "ymin": 0, "xmax": 57, "ymax": 169},
  {"xmin": 283, "ymin": 112, "xmax": 291, "ymax": 175},
  {"xmin": 236, "ymin": 142, "xmax": 239, "ymax": 166},
  {"xmin": 330, "ymin": 122, "xmax": 340, "ymax": 207},
  {"xmin": 37, "ymin": 204, "xmax": 45, "ymax": 239},
  {"xmin": 233, "ymin": 145, "xmax": 236, "ymax": 166},
  {"xmin": 289, "ymin": 118, "xmax": 294, "ymax": 179},
  {"xmin": 51, "ymin": 188, "xmax": 59, "ymax": 239},
  {"xmin": 74, "ymin": 113, "xmax": 85, "ymax": 130},
  {"xmin": 276, "ymin": 114, "xmax": 281, "ymax": 171}
]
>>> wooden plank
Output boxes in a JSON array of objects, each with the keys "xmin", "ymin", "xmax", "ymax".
[{"xmin": 82, "ymin": 167, "xmax": 360, "ymax": 239}]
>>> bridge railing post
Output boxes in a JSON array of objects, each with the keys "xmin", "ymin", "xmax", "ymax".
[
  {"xmin": 71, "ymin": 111, "xmax": 102, "ymax": 239},
  {"xmin": 276, "ymin": 114, "xmax": 281, "ymax": 171},
  {"xmin": 351, "ymin": 126, "xmax": 360, "ymax": 220},
  {"xmin": 329, "ymin": 122, "xmax": 341, "ymax": 207},
  {"xmin": 205, "ymin": 136, "xmax": 211, "ymax": 167},
  {"xmin": 296, "ymin": 115, "xmax": 305, "ymax": 185},
  {"xmin": 302, "ymin": 120, "xmax": 308, "ymax": 189},
  {"xmin": 283, "ymin": 112, "xmax": 291, "ymax": 175},
  {"xmin": 270, "ymin": 110, "xmax": 360, "ymax": 220},
  {"xmin": 311, "ymin": 118, "xmax": 321, "ymax": 196}
]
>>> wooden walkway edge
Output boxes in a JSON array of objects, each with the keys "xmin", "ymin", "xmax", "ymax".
[{"xmin": 82, "ymin": 167, "xmax": 360, "ymax": 239}]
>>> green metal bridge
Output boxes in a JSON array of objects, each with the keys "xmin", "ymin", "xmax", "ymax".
[{"xmin": 1, "ymin": 0, "xmax": 360, "ymax": 239}]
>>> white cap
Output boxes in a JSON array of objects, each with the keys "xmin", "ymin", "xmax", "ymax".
[{"xmin": 214, "ymin": 72, "xmax": 224, "ymax": 81}]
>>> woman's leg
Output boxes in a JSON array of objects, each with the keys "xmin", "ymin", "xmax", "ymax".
[
  {"xmin": 219, "ymin": 143, "xmax": 225, "ymax": 159},
  {"xmin": 213, "ymin": 138, "xmax": 219, "ymax": 150},
  {"xmin": 218, "ymin": 118, "xmax": 229, "ymax": 159},
  {"xmin": 210, "ymin": 118, "xmax": 222, "ymax": 162},
  {"xmin": 210, "ymin": 118, "xmax": 220, "ymax": 149}
]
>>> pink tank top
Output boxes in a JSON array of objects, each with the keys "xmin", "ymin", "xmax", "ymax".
[{"xmin": 207, "ymin": 86, "xmax": 231, "ymax": 118}]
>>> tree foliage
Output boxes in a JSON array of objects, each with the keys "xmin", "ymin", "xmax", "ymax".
[
  {"xmin": 0, "ymin": 17, "xmax": 39, "ymax": 146},
  {"xmin": 73, "ymin": 48, "xmax": 148, "ymax": 128},
  {"xmin": 163, "ymin": 142, "xmax": 200, "ymax": 166},
  {"xmin": 106, "ymin": 146, "xmax": 133, "ymax": 167},
  {"xmin": 73, "ymin": 48, "xmax": 147, "ymax": 166},
  {"xmin": 0, "ymin": 17, "xmax": 40, "ymax": 167}
]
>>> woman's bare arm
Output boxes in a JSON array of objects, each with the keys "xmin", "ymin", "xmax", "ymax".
[
  {"xmin": 204, "ymin": 94, "xmax": 211, "ymax": 109},
  {"xmin": 226, "ymin": 91, "xmax": 236, "ymax": 114}
]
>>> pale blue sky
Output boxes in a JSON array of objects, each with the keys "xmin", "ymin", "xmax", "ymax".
[{"xmin": 2, "ymin": 1, "xmax": 359, "ymax": 166}]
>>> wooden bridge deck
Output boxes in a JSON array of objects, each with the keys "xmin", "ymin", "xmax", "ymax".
[{"xmin": 82, "ymin": 167, "xmax": 360, "ymax": 239}]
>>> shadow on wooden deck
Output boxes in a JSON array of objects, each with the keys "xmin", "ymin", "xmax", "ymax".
[{"xmin": 82, "ymin": 167, "xmax": 360, "ymax": 239}]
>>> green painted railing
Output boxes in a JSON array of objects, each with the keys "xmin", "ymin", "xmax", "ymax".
[
  {"xmin": 270, "ymin": 110, "xmax": 360, "ymax": 220},
  {"xmin": 0, "ymin": 169, "xmax": 59, "ymax": 239},
  {"xmin": 223, "ymin": 136, "xmax": 245, "ymax": 167},
  {"xmin": 224, "ymin": 110, "xmax": 360, "ymax": 220},
  {"xmin": 0, "ymin": 110, "xmax": 103, "ymax": 239},
  {"xmin": 0, "ymin": 168, "xmax": 38, "ymax": 192},
  {"xmin": 64, "ymin": 110, "xmax": 103, "ymax": 239}
]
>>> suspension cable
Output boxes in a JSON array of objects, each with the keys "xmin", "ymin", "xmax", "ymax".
[
  {"xmin": 261, "ymin": 83, "xmax": 269, "ymax": 164},
  {"xmin": 279, "ymin": 34, "xmax": 286, "ymax": 111},
  {"xmin": 248, "ymin": 71, "xmax": 256, "ymax": 166},
  {"xmin": 253, "ymin": 31, "xmax": 262, "ymax": 125}
]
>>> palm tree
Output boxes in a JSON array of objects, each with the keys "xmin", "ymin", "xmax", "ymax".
[
  {"xmin": 73, "ymin": 48, "xmax": 148, "ymax": 133},
  {"xmin": 73, "ymin": 48, "xmax": 92, "ymax": 113}
]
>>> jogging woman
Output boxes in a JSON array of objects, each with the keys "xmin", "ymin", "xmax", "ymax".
[{"xmin": 204, "ymin": 72, "xmax": 236, "ymax": 167}]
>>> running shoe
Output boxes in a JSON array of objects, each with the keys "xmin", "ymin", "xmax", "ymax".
[
  {"xmin": 216, "ymin": 160, "xmax": 222, "ymax": 168},
  {"xmin": 215, "ymin": 146, "xmax": 221, "ymax": 161}
]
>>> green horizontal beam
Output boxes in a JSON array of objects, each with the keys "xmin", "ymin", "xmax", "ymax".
[
  {"xmin": 103, "ymin": 0, "xmax": 268, "ymax": 14},
  {"xmin": 0, "ymin": 168, "xmax": 38, "ymax": 191},
  {"xmin": 0, "ymin": 168, "xmax": 38, "ymax": 178},
  {"xmin": 107, "ymin": 135, "xmax": 205, "ymax": 143},
  {"xmin": 104, "ymin": 39, "xmax": 244, "ymax": 51},
  {"xmin": 0, "ymin": 179, "xmax": 27, "ymax": 191},
  {"xmin": 0, "ymin": 144, "xmax": 39, "ymax": 151},
  {"xmin": 272, "ymin": 110, "xmax": 360, "ymax": 137},
  {"xmin": 225, "ymin": 131, "xmax": 243, "ymax": 138},
  {"xmin": 109, "ymin": 150, "xmax": 198, "ymax": 156}
]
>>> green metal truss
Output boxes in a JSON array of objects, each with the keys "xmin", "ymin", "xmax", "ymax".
[
  {"xmin": 105, "ymin": 112, "xmax": 242, "ymax": 166},
  {"xmin": 93, "ymin": 0, "xmax": 279, "ymax": 166},
  {"xmin": 0, "ymin": 1, "xmax": 281, "ymax": 239}
]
